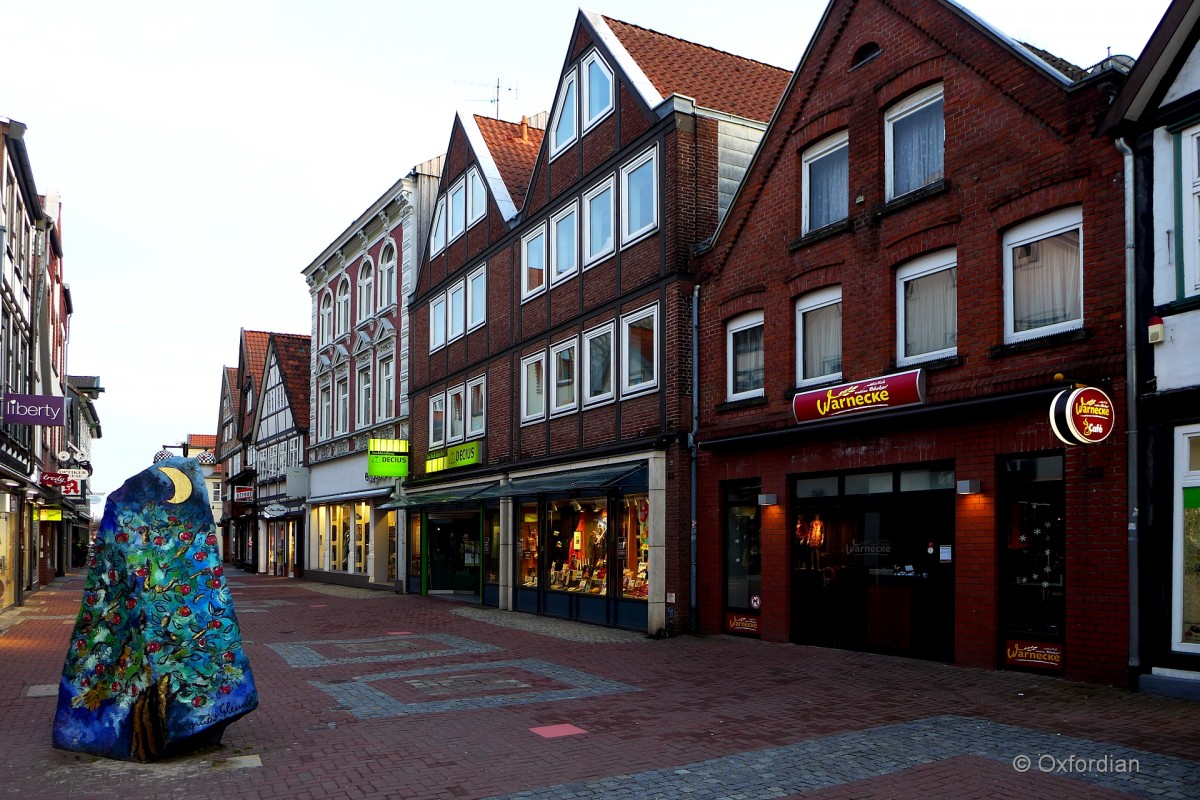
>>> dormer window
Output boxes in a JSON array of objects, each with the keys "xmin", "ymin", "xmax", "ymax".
[
  {"xmin": 582, "ymin": 51, "xmax": 614, "ymax": 130},
  {"xmin": 550, "ymin": 69, "xmax": 578, "ymax": 158}
]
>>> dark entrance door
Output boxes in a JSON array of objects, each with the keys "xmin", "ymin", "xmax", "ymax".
[{"xmin": 426, "ymin": 512, "xmax": 480, "ymax": 594}]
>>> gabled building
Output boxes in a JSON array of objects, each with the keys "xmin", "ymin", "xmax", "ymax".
[
  {"xmin": 694, "ymin": 0, "xmax": 1132, "ymax": 685},
  {"xmin": 1102, "ymin": 0, "xmax": 1200, "ymax": 697},
  {"xmin": 301, "ymin": 157, "xmax": 443, "ymax": 590},
  {"xmin": 64, "ymin": 375, "xmax": 103, "ymax": 567},
  {"xmin": 214, "ymin": 366, "xmax": 241, "ymax": 561},
  {"xmin": 404, "ymin": 11, "xmax": 789, "ymax": 634},
  {"xmin": 227, "ymin": 329, "xmax": 271, "ymax": 571}
]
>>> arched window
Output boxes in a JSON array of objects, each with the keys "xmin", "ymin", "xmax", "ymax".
[
  {"xmin": 319, "ymin": 292, "xmax": 334, "ymax": 344},
  {"xmin": 358, "ymin": 262, "xmax": 374, "ymax": 319},
  {"xmin": 335, "ymin": 279, "xmax": 351, "ymax": 336},
  {"xmin": 377, "ymin": 242, "xmax": 396, "ymax": 309}
]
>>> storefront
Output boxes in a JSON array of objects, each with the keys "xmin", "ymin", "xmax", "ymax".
[
  {"xmin": 0, "ymin": 489, "xmax": 19, "ymax": 608},
  {"xmin": 261, "ymin": 502, "xmax": 305, "ymax": 578},
  {"xmin": 306, "ymin": 489, "xmax": 398, "ymax": 588}
]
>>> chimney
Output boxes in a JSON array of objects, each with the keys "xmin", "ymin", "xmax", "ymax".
[{"xmin": 520, "ymin": 116, "xmax": 529, "ymax": 142}]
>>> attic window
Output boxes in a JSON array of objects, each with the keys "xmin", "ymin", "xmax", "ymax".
[{"xmin": 851, "ymin": 42, "xmax": 881, "ymax": 70}]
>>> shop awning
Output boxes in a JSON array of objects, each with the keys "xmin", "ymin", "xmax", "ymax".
[
  {"xmin": 378, "ymin": 483, "xmax": 497, "ymax": 510},
  {"xmin": 471, "ymin": 463, "xmax": 647, "ymax": 500}
]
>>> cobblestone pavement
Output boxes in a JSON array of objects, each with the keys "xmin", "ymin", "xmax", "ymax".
[{"xmin": 2, "ymin": 573, "xmax": 1198, "ymax": 800}]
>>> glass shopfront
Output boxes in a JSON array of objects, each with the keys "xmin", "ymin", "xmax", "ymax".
[
  {"xmin": 266, "ymin": 519, "xmax": 295, "ymax": 577},
  {"xmin": 308, "ymin": 498, "xmax": 392, "ymax": 583}
]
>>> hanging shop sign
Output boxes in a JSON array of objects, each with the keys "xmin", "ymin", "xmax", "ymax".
[
  {"xmin": 1049, "ymin": 386, "xmax": 1114, "ymax": 446},
  {"xmin": 367, "ymin": 438, "xmax": 409, "ymax": 477},
  {"xmin": 37, "ymin": 508, "xmax": 63, "ymax": 521},
  {"xmin": 233, "ymin": 486, "xmax": 254, "ymax": 502},
  {"xmin": 2, "ymin": 393, "xmax": 65, "ymax": 426},
  {"xmin": 725, "ymin": 612, "xmax": 760, "ymax": 636},
  {"xmin": 792, "ymin": 369, "xmax": 926, "ymax": 425},
  {"xmin": 425, "ymin": 440, "xmax": 482, "ymax": 474},
  {"xmin": 1005, "ymin": 639, "xmax": 1063, "ymax": 672},
  {"xmin": 40, "ymin": 472, "xmax": 80, "ymax": 496}
]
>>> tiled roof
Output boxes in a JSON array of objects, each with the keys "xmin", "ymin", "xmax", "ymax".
[
  {"xmin": 474, "ymin": 115, "xmax": 544, "ymax": 212},
  {"xmin": 271, "ymin": 333, "xmax": 312, "ymax": 436},
  {"xmin": 1018, "ymin": 42, "xmax": 1085, "ymax": 82},
  {"xmin": 187, "ymin": 434, "xmax": 216, "ymax": 450},
  {"xmin": 241, "ymin": 329, "xmax": 272, "ymax": 431},
  {"xmin": 601, "ymin": 16, "xmax": 791, "ymax": 123},
  {"xmin": 225, "ymin": 366, "xmax": 240, "ymax": 423}
]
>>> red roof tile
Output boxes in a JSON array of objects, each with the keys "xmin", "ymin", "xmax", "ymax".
[
  {"xmin": 270, "ymin": 333, "xmax": 312, "ymax": 438},
  {"xmin": 601, "ymin": 16, "xmax": 791, "ymax": 123},
  {"xmin": 225, "ymin": 366, "xmax": 240, "ymax": 423},
  {"xmin": 474, "ymin": 115, "xmax": 544, "ymax": 212},
  {"xmin": 187, "ymin": 434, "xmax": 216, "ymax": 449}
]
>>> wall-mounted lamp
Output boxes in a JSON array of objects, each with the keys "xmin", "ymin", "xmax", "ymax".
[
  {"xmin": 956, "ymin": 479, "xmax": 981, "ymax": 495},
  {"xmin": 757, "ymin": 493, "xmax": 778, "ymax": 506}
]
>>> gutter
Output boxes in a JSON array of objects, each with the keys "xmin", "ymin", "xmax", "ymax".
[{"xmin": 690, "ymin": 284, "xmax": 699, "ymax": 633}]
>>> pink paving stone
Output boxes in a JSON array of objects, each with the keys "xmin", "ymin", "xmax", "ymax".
[
  {"xmin": 529, "ymin": 724, "xmax": 587, "ymax": 738},
  {"xmin": 387, "ymin": 631, "xmax": 412, "ymax": 635},
  {"xmin": 309, "ymin": 604, "xmax": 327, "ymax": 608}
]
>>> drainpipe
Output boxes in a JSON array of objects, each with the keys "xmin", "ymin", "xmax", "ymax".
[
  {"xmin": 690, "ymin": 284, "xmax": 700, "ymax": 633},
  {"xmin": 1116, "ymin": 137, "xmax": 1139, "ymax": 678}
]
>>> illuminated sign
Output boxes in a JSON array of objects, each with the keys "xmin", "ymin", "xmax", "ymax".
[
  {"xmin": 37, "ymin": 508, "xmax": 63, "ymax": 521},
  {"xmin": 425, "ymin": 440, "xmax": 482, "ymax": 474},
  {"xmin": 1005, "ymin": 639, "xmax": 1063, "ymax": 671},
  {"xmin": 793, "ymin": 369, "xmax": 926, "ymax": 425},
  {"xmin": 725, "ymin": 612, "xmax": 759, "ymax": 636},
  {"xmin": 1050, "ymin": 386, "xmax": 1114, "ymax": 445},
  {"xmin": 367, "ymin": 438, "xmax": 409, "ymax": 477}
]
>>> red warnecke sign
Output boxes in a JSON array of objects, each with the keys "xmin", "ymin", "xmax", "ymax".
[
  {"xmin": 1049, "ymin": 386, "xmax": 1115, "ymax": 445},
  {"xmin": 793, "ymin": 369, "xmax": 927, "ymax": 425}
]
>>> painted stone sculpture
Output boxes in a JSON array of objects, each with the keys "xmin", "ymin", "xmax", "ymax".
[{"xmin": 53, "ymin": 456, "xmax": 257, "ymax": 761}]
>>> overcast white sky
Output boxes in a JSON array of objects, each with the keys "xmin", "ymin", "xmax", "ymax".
[{"xmin": 0, "ymin": 0, "xmax": 1170, "ymax": 506}]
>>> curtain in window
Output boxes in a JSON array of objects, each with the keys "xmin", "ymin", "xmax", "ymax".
[
  {"xmin": 803, "ymin": 302, "xmax": 841, "ymax": 379},
  {"xmin": 809, "ymin": 145, "xmax": 848, "ymax": 230},
  {"xmin": 1013, "ymin": 230, "xmax": 1080, "ymax": 331},
  {"xmin": 469, "ymin": 383, "xmax": 484, "ymax": 431},
  {"xmin": 733, "ymin": 324, "xmax": 764, "ymax": 393},
  {"xmin": 555, "ymin": 348, "xmax": 575, "ymax": 407},
  {"xmin": 904, "ymin": 267, "xmax": 957, "ymax": 357},
  {"xmin": 525, "ymin": 360, "xmax": 544, "ymax": 417},
  {"xmin": 588, "ymin": 334, "xmax": 611, "ymax": 397},
  {"xmin": 893, "ymin": 100, "xmax": 944, "ymax": 196},
  {"xmin": 627, "ymin": 317, "xmax": 655, "ymax": 386}
]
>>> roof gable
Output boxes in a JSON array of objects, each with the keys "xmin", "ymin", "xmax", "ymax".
[
  {"xmin": 271, "ymin": 333, "xmax": 312, "ymax": 436},
  {"xmin": 468, "ymin": 113, "xmax": 544, "ymax": 218},
  {"xmin": 1102, "ymin": 0, "xmax": 1200, "ymax": 134}
]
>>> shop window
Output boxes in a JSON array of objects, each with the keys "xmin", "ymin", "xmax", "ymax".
[
  {"xmin": 899, "ymin": 469, "xmax": 955, "ymax": 492},
  {"xmin": 484, "ymin": 509, "xmax": 501, "ymax": 585},
  {"xmin": 1173, "ymin": 424, "xmax": 1200, "ymax": 653},
  {"xmin": 330, "ymin": 503, "xmax": 351, "ymax": 571},
  {"xmin": 897, "ymin": 250, "xmax": 957, "ymax": 365},
  {"xmin": 583, "ymin": 176, "xmax": 615, "ymax": 266},
  {"xmin": 311, "ymin": 505, "xmax": 327, "ymax": 571},
  {"xmin": 619, "ymin": 494, "xmax": 650, "ymax": 599},
  {"xmin": 1004, "ymin": 206, "xmax": 1083, "ymax": 343},
  {"xmin": 551, "ymin": 201, "xmax": 578, "ymax": 285},
  {"xmin": 845, "ymin": 472, "xmax": 892, "ymax": 495},
  {"xmin": 550, "ymin": 69, "xmax": 577, "ymax": 158},
  {"xmin": 803, "ymin": 131, "xmax": 849, "ymax": 234},
  {"xmin": 795, "ymin": 286, "xmax": 842, "ymax": 386},
  {"xmin": 726, "ymin": 311, "xmax": 764, "ymax": 401},
  {"xmin": 621, "ymin": 146, "xmax": 658, "ymax": 245},
  {"xmin": 521, "ymin": 352, "xmax": 546, "ymax": 423},
  {"xmin": 583, "ymin": 322, "xmax": 614, "ymax": 406},
  {"xmin": 547, "ymin": 497, "xmax": 609, "ymax": 596},
  {"xmin": 795, "ymin": 476, "xmax": 838, "ymax": 498},
  {"xmin": 550, "ymin": 338, "xmax": 578, "ymax": 415},
  {"xmin": 725, "ymin": 483, "xmax": 761, "ymax": 612},
  {"xmin": 885, "ymin": 83, "xmax": 944, "ymax": 200},
  {"xmin": 621, "ymin": 304, "xmax": 658, "ymax": 397},
  {"xmin": 354, "ymin": 502, "xmax": 370, "ymax": 574},
  {"xmin": 408, "ymin": 514, "xmax": 422, "ymax": 586},
  {"xmin": 518, "ymin": 503, "xmax": 539, "ymax": 589},
  {"xmin": 522, "ymin": 224, "xmax": 547, "ymax": 300},
  {"xmin": 383, "ymin": 510, "xmax": 398, "ymax": 583},
  {"xmin": 582, "ymin": 50, "xmax": 614, "ymax": 129}
]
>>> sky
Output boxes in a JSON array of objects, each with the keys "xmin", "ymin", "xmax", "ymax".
[{"xmin": 0, "ymin": 0, "xmax": 1171, "ymax": 510}]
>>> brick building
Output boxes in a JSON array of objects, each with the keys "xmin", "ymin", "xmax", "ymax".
[
  {"xmin": 694, "ymin": 0, "xmax": 1132, "ymax": 684},
  {"xmin": 402, "ymin": 11, "xmax": 789, "ymax": 634}
]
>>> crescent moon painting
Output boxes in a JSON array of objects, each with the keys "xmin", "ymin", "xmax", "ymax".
[{"xmin": 53, "ymin": 455, "xmax": 258, "ymax": 761}]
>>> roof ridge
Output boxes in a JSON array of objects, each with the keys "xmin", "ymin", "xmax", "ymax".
[{"xmin": 601, "ymin": 15, "xmax": 791, "ymax": 75}]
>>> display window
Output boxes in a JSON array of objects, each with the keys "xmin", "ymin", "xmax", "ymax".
[
  {"xmin": 484, "ymin": 509, "xmax": 500, "ymax": 584},
  {"xmin": 725, "ymin": 482, "xmax": 761, "ymax": 612},
  {"xmin": 1173, "ymin": 425, "xmax": 1200, "ymax": 654},
  {"xmin": 382, "ymin": 510, "xmax": 398, "ymax": 582},
  {"xmin": 408, "ymin": 514, "xmax": 422, "ymax": 588},
  {"xmin": 618, "ymin": 493, "xmax": 649, "ymax": 599},
  {"xmin": 547, "ymin": 496, "xmax": 609, "ymax": 595}
]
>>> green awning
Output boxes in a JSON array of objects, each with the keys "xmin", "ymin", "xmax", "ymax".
[
  {"xmin": 470, "ymin": 463, "xmax": 647, "ymax": 500},
  {"xmin": 378, "ymin": 483, "xmax": 496, "ymax": 509}
]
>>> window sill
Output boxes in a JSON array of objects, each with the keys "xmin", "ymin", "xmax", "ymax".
[
  {"xmin": 789, "ymin": 218, "xmax": 853, "ymax": 251},
  {"xmin": 786, "ymin": 378, "xmax": 843, "ymax": 400},
  {"xmin": 1155, "ymin": 294, "xmax": 1200, "ymax": 316},
  {"xmin": 989, "ymin": 327, "xmax": 1091, "ymax": 359},
  {"xmin": 895, "ymin": 354, "xmax": 961, "ymax": 372},
  {"xmin": 873, "ymin": 179, "xmax": 950, "ymax": 220},
  {"xmin": 715, "ymin": 395, "xmax": 768, "ymax": 413}
]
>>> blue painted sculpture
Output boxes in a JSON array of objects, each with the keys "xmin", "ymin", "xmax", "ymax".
[{"xmin": 53, "ymin": 456, "xmax": 257, "ymax": 761}]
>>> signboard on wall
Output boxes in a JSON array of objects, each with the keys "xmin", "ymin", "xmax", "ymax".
[
  {"xmin": 1005, "ymin": 639, "xmax": 1063, "ymax": 671},
  {"xmin": 2, "ymin": 393, "xmax": 66, "ymax": 426},
  {"xmin": 725, "ymin": 612, "xmax": 760, "ymax": 636},
  {"xmin": 367, "ymin": 438, "xmax": 409, "ymax": 477},
  {"xmin": 37, "ymin": 508, "xmax": 63, "ymax": 521},
  {"xmin": 1049, "ymin": 386, "xmax": 1115, "ymax": 445},
  {"xmin": 792, "ymin": 369, "xmax": 926, "ymax": 425},
  {"xmin": 233, "ymin": 486, "xmax": 254, "ymax": 502},
  {"xmin": 425, "ymin": 440, "xmax": 482, "ymax": 474}
]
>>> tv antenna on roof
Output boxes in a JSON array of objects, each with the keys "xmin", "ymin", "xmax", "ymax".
[{"xmin": 457, "ymin": 78, "xmax": 518, "ymax": 120}]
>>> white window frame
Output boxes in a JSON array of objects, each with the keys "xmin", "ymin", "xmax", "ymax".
[
  {"xmin": 430, "ymin": 196, "xmax": 447, "ymax": 255},
  {"xmin": 550, "ymin": 201, "xmax": 579, "ymax": 285},
  {"xmin": 521, "ymin": 223, "xmax": 548, "ymax": 300},
  {"xmin": 335, "ymin": 279, "xmax": 351, "ymax": 336},
  {"xmin": 356, "ymin": 364, "xmax": 372, "ymax": 429},
  {"xmin": 583, "ymin": 176, "xmax": 615, "ymax": 268},
  {"xmin": 802, "ymin": 131, "xmax": 849, "ymax": 235},
  {"xmin": 1172, "ymin": 423, "xmax": 1200, "ymax": 653},
  {"xmin": 795, "ymin": 286, "xmax": 843, "ymax": 387},
  {"xmin": 429, "ymin": 393, "xmax": 446, "ymax": 449},
  {"xmin": 377, "ymin": 356, "xmax": 394, "ymax": 420},
  {"xmin": 448, "ymin": 176, "xmax": 467, "ymax": 242},
  {"xmin": 726, "ymin": 311, "xmax": 765, "ymax": 402},
  {"xmin": 357, "ymin": 261, "xmax": 375, "ymax": 320},
  {"xmin": 621, "ymin": 146, "xmax": 659, "ymax": 246},
  {"xmin": 467, "ymin": 264, "xmax": 487, "ymax": 331},
  {"xmin": 583, "ymin": 322, "xmax": 615, "ymax": 407},
  {"xmin": 378, "ymin": 242, "xmax": 396, "ymax": 309},
  {"xmin": 1002, "ymin": 206, "xmax": 1084, "ymax": 344},
  {"xmin": 466, "ymin": 375, "xmax": 486, "ymax": 438},
  {"xmin": 467, "ymin": 167, "xmax": 486, "ymax": 227},
  {"xmin": 1178, "ymin": 123, "xmax": 1200, "ymax": 298},
  {"xmin": 550, "ymin": 68, "xmax": 578, "ymax": 159},
  {"xmin": 581, "ymin": 50, "xmax": 614, "ymax": 131},
  {"xmin": 520, "ymin": 351, "xmax": 546, "ymax": 424},
  {"xmin": 550, "ymin": 337, "xmax": 578, "ymax": 416},
  {"xmin": 319, "ymin": 292, "xmax": 334, "ymax": 345},
  {"xmin": 430, "ymin": 294, "xmax": 447, "ymax": 352},
  {"xmin": 319, "ymin": 384, "xmax": 332, "ymax": 441},
  {"xmin": 621, "ymin": 304, "xmax": 659, "ymax": 397},
  {"xmin": 335, "ymin": 376, "xmax": 349, "ymax": 435},
  {"xmin": 884, "ymin": 83, "xmax": 944, "ymax": 201},
  {"xmin": 447, "ymin": 279, "xmax": 466, "ymax": 342},
  {"xmin": 896, "ymin": 249, "xmax": 958, "ymax": 366},
  {"xmin": 446, "ymin": 384, "xmax": 466, "ymax": 444}
]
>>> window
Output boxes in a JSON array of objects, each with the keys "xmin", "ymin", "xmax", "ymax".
[
  {"xmin": 521, "ymin": 352, "xmax": 546, "ymax": 423},
  {"xmin": 447, "ymin": 385, "xmax": 465, "ymax": 443},
  {"xmin": 378, "ymin": 242, "xmax": 396, "ymax": 309},
  {"xmin": 886, "ymin": 84, "xmax": 944, "ymax": 200},
  {"xmin": 795, "ymin": 287, "xmax": 842, "ymax": 385},
  {"xmin": 335, "ymin": 279, "xmax": 351, "ymax": 336},
  {"xmin": 467, "ymin": 265, "xmax": 487, "ymax": 330},
  {"xmin": 621, "ymin": 147, "xmax": 658, "ymax": 245},
  {"xmin": 448, "ymin": 279, "xmax": 466, "ymax": 341},
  {"xmin": 430, "ymin": 294, "xmax": 447, "ymax": 351},
  {"xmin": 727, "ymin": 311, "xmax": 765, "ymax": 401},
  {"xmin": 621, "ymin": 305, "xmax": 658, "ymax": 396},
  {"xmin": 1172, "ymin": 423, "xmax": 1200, "ymax": 653},
  {"xmin": 319, "ymin": 384, "xmax": 332, "ymax": 440},
  {"xmin": 550, "ymin": 69, "xmax": 577, "ymax": 157},
  {"xmin": 319, "ymin": 293, "xmax": 333, "ymax": 345},
  {"xmin": 725, "ymin": 482, "xmax": 762, "ymax": 612},
  {"xmin": 357, "ymin": 263, "xmax": 374, "ymax": 319},
  {"xmin": 583, "ymin": 323, "xmax": 614, "ymax": 406},
  {"xmin": 429, "ymin": 394, "xmax": 445, "ymax": 448},
  {"xmin": 1003, "ymin": 206, "xmax": 1083, "ymax": 343},
  {"xmin": 335, "ymin": 377, "xmax": 349, "ymax": 435},
  {"xmin": 448, "ymin": 177, "xmax": 467, "ymax": 241},
  {"xmin": 522, "ymin": 224, "xmax": 547, "ymax": 300},
  {"xmin": 466, "ymin": 375, "xmax": 486, "ymax": 437},
  {"xmin": 803, "ymin": 131, "xmax": 849, "ymax": 233},
  {"xmin": 551, "ymin": 201, "xmax": 578, "ymax": 284},
  {"xmin": 377, "ymin": 356, "xmax": 394, "ymax": 420},
  {"xmin": 211, "ymin": 482, "xmax": 222, "ymax": 502},
  {"xmin": 430, "ymin": 197, "xmax": 447, "ymax": 255},
  {"xmin": 550, "ymin": 338, "xmax": 577, "ymax": 415},
  {"xmin": 356, "ymin": 365, "xmax": 372, "ymax": 429},
  {"xmin": 582, "ymin": 51, "xmax": 614, "ymax": 129},
  {"xmin": 583, "ymin": 177, "xmax": 614, "ymax": 267},
  {"xmin": 467, "ymin": 168, "xmax": 486, "ymax": 226},
  {"xmin": 897, "ymin": 249, "xmax": 957, "ymax": 365},
  {"xmin": 1177, "ymin": 123, "xmax": 1200, "ymax": 298}
]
